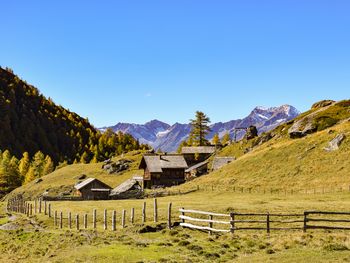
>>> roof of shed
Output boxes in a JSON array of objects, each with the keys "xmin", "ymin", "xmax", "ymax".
[
  {"xmin": 74, "ymin": 178, "xmax": 96, "ymax": 190},
  {"xmin": 74, "ymin": 178, "xmax": 111, "ymax": 190},
  {"xmin": 139, "ymin": 154, "xmax": 188, "ymax": 173},
  {"xmin": 110, "ymin": 179, "xmax": 140, "ymax": 196},
  {"xmin": 185, "ymin": 160, "xmax": 209, "ymax": 173},
  {"xmin": 181, "ymin": 146, "xmax": 216, "ymax": 154}
]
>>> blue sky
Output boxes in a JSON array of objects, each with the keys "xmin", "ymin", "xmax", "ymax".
[{"xmin": 1, "ymin": 1, "xmax": 349, "ymax": 127}]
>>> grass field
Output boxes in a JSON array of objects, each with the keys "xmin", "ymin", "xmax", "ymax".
[{"xmin": 2, "ymin": 191, "xmax": 350, "ymax": 262}]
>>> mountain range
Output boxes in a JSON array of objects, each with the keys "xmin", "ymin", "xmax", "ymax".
[{"xmin": 101, "ymin": 105, "xmax": 300, "ymax": 152}]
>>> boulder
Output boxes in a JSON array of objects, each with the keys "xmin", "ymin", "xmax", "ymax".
[
  {"xmin": 245, "ymin": 126, "xmax": 258, "ymax": 140},
  {"xmin": 311, "ymin": 100, "xmax": 335, "ymax": 110},
  {"xmin": 324, "ymin": 134, "xmax": 346, "ymax": 152},
  {"xmin": 74, "ymin": 174, "xmax": 87, "ymax": 180},
  {"xmin": 34, "ymin": 178, "xmax": 43, "ymax": 184},
  {"xmin": 288, "ymin": 117, "xmax": 317, "ymax": 138}
]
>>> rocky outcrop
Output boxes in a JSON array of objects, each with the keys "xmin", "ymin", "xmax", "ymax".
[
  {"xmin": 311, "ymin": 100, "xmax": 335, "ymax": 110},
  {"xmin": 288, "ymin": 117, "xmax": 317, "ymax": 138},
  {"xmin": 324, "ymin": 134, "xmax": 346, "ymax": 152},
  {"xmin": 245, "ymin": 126, "xmax": 258, "ymax": 140},
  {"xmin": 102, "ymin": 159, "xmax": 132, "ymax": 174}
]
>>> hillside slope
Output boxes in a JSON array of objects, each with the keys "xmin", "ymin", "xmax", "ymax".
[
  {"xmin": 8, "ymin": 151, "xmax": 145, "ymax": 199},
  {"xmin": 181, "ymin": 100, "xmax": 350, "ymax": 191}
]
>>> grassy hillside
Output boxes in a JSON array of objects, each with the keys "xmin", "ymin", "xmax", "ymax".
[
  {"xmin": 181, "ymin": 101, "xmax": 350, "ymax": 192},
  {"xmin": 8, "ymin": 151, "xmax": 145, "ymax": 199}
]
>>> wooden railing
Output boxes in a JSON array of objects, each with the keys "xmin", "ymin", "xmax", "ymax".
[{"xmin": 179, "ymin": 208, "xmax": 350, "ymax": 234}]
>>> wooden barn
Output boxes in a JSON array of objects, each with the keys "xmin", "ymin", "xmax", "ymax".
[
  {"xmin": 74, "ymin": 178, "xmax": 112, "ymax": 200},
  {"xmin": 181, "ymin": 146, "xmax": 216, "ymax": 166},
  {"xmin": 109, "ymin": 179, "xmax": 143, "ymax": 199},
  {"xmin": 139, "ymin": 154, "xmax": 188, "ymax": 189}
]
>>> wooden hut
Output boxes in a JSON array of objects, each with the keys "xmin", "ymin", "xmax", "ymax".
[
  {"xmin": 139, "ymin": 154, "xmax": 188, "ymax": 189},
  {"xmin": 74, "ymin": 178, "xmax": 111, "ymax": 200},
  {"xmin": 181, "ymin": 146, "xmax": 216, "ymax": 166}
]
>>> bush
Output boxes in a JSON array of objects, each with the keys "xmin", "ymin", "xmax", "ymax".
[
  {"xmin": 178, "ymin": 240, "xmax": 190, "ymax": 246},
  {"xmin": 323, "ymin": 243, "xmax": 348, "ymax": 251}
]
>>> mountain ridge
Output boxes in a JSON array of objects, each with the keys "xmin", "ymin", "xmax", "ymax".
[{"xmin": 101, "ymin": 104, "xmax": 300, "ymax": 152}]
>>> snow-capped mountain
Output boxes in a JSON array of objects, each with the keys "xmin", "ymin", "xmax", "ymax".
[{"xmin": 101, "ymin": 105, "xmax": 299, "ymax": 152}]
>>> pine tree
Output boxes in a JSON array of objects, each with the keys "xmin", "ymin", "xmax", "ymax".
[
  {"xmin": 189, "ymin": 111, "xmax": 211, "ymax": 146},
  {"xmin": 80, "ymin": 151, "xmax": 90, "ymax": 164}
]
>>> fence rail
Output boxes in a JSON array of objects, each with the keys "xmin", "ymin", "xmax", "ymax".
[{"xmin": 179, "ymin": 208, "xmax": 350, "ymax": 234}]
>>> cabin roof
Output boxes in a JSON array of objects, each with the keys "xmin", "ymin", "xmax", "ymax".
[
  {"xmin": 139, "ymin": 154, "xmax": 188, "ymax": 173},
  {"xmin": 74, "ymin": 178, "xmax": 111, "ymax": 190},
  {"xmin": 185, "ymin": 160, "xmax": 209, "ymax": 173},
  {"xmin": 110, "ymin": 179, "xmax": 140, "ymax": 196},
  {"xmin": 212, "ymin": 157, "xmax": 235, "ymax": 170},
  {"xmin": 181, "ymin": 146, "xmax": 216, "ymax": 154}
]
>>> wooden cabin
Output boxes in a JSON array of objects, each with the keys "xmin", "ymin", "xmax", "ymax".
[
  {"xmin": 181, "ymin": 146, "xmax": 216, "ymax": 166},
  {"xmin": 139, "ymin": 154, "xmax": 188, "ymax": 189},
  {"xmin": 109, "ymin": 179, "xmax": 143, "ymax": 200},
  {"xmin": 74, "ymin": 178, "xmax": 111, "ymax": 200}
]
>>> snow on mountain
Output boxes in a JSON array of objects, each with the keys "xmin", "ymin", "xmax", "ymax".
[{"xmin": 101, "ymin": 105, "xmax": 300, "ymax": 152}]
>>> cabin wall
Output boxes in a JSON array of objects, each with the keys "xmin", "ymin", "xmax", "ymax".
[
  {"xmin": 148, "ymin": 168, "xmax": 185, "ymax": 188},
  {"xmin": 79, "ymin": 181, "xmax": 111, "ymax": 200}
]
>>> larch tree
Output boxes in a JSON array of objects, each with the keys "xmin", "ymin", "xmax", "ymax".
[
  {"xmin": 189, "ymin": 111, "xmax": 211, "ymax": 146},
  {"xmin": 212, "ymin": 133, "xmax": 220, "ymax": 146},
  {"xmin": 19, "ymin": 152, "xmax": 30, "ymax": 178},
  {"xmin": 221, "ymin": 132, "xmax": 231, "ymax": 145}
]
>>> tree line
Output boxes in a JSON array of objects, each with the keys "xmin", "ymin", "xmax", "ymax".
[
  {"xmin": 0, "ymin": 67, "xmax": 149, "ymax": 193},
  {"xmin": 0, "ymin": 150, "xmax": 54, "ymax": 194}
]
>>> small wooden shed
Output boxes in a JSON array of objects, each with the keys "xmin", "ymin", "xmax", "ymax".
[{"xmin": 74, "ymin": 178, "xmax": 112, "ymax": 200}]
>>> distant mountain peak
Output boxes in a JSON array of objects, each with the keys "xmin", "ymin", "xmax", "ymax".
[{"xmin": 101, "ymin": 104, "xmax": 300, "ymax": 152}]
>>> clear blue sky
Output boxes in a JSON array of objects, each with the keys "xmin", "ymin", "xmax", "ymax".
[{"xmin": 1, "ymin": 1, "xmax": 349, "ymax": 127}]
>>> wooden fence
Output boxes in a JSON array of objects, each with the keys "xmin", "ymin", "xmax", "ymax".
[
  {"xmin": 6, "ymin": 196, "xmax": 173, "ymax": 231},
  {"xmin": 179, "ymin": 208, "xmax": 350, "ymax": 234},
  {"xmin": 6, "ymin": 196, "xmax": 350, "ymax": 234},
  {"xmin": 196, "ymin": 185, "xmax": 350, "ymax": 195}
]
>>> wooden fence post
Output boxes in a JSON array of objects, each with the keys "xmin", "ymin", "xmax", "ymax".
[
  {"xmin": 60, "ymin": 211, "xmax": 63, "ymax": 229},
  {"xmin": 267, "ymin": 212, "xmax": 270, "ymax": 234},
  {"xmin": 93, "ymin": 209, "xmax": 97, "ymax": 229},
  {"xmin": 154, "ymin": 198, "xmax": 158, "ymax": 223},
  {"xmin": 208, "ymin": 215, "xmax": 213, "ymax": 235},
  {"xmin": 84, "ymin": 214, "xmax": 88, "ymax": 229},
  {"xmin": 303, "ymin": 212, "xmax": 308, "ymax": 232},
  {"xmin": 44, "ymin": 201, "xmax": 47, "ymax": 215},
  {"xmin": 130, "ymin": 208, "xmax": 134, "ymax": 224},
  {"xmin": 142, "ymin": 202, "xmax": 146, "ymax": 224},
  {"xmin": 48, "ymin": 204, "xmax": 51, "ymax": 218},
  {"xmin": 76, "ymin": 214, "xmax": 80, "ymax": 230},
  {"xmin": 167, "ymin": 203, "xmax": 172, "ymax": 229},
  {"xmin": 39, "ymin": 199, "xmax": 42, "ymax": 214},
  {"xmin": 122, "ymin": 210, "xmax": 126, "ymax": 228},
  {"xmin": 104, "ymin": 209, "xmax": 107, "ymax": 230},
  {"xmin": 181, "ymin": 207, "xmax": 185, "ymax": 224},
  {"xmin": 30, "ymin": 204, "xmax": 33, "ymax": 216},
  {"xmin": 230, "ymin": 212, "xmax": 235, "ymax": 234},
  {"xmin": 34, "ymin": 199, "xmax": 37, "ymax": 214},
  {"xmin": 54, "ymin": 211, "xmax": 57, "ymax": 227},
  {"xmin": 112, "ymin": 211, "xmax": 116, "ymax": 231},
  {"xmin": 68, "ymin": 212, "xmax": 72, "ymax": 229}
]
